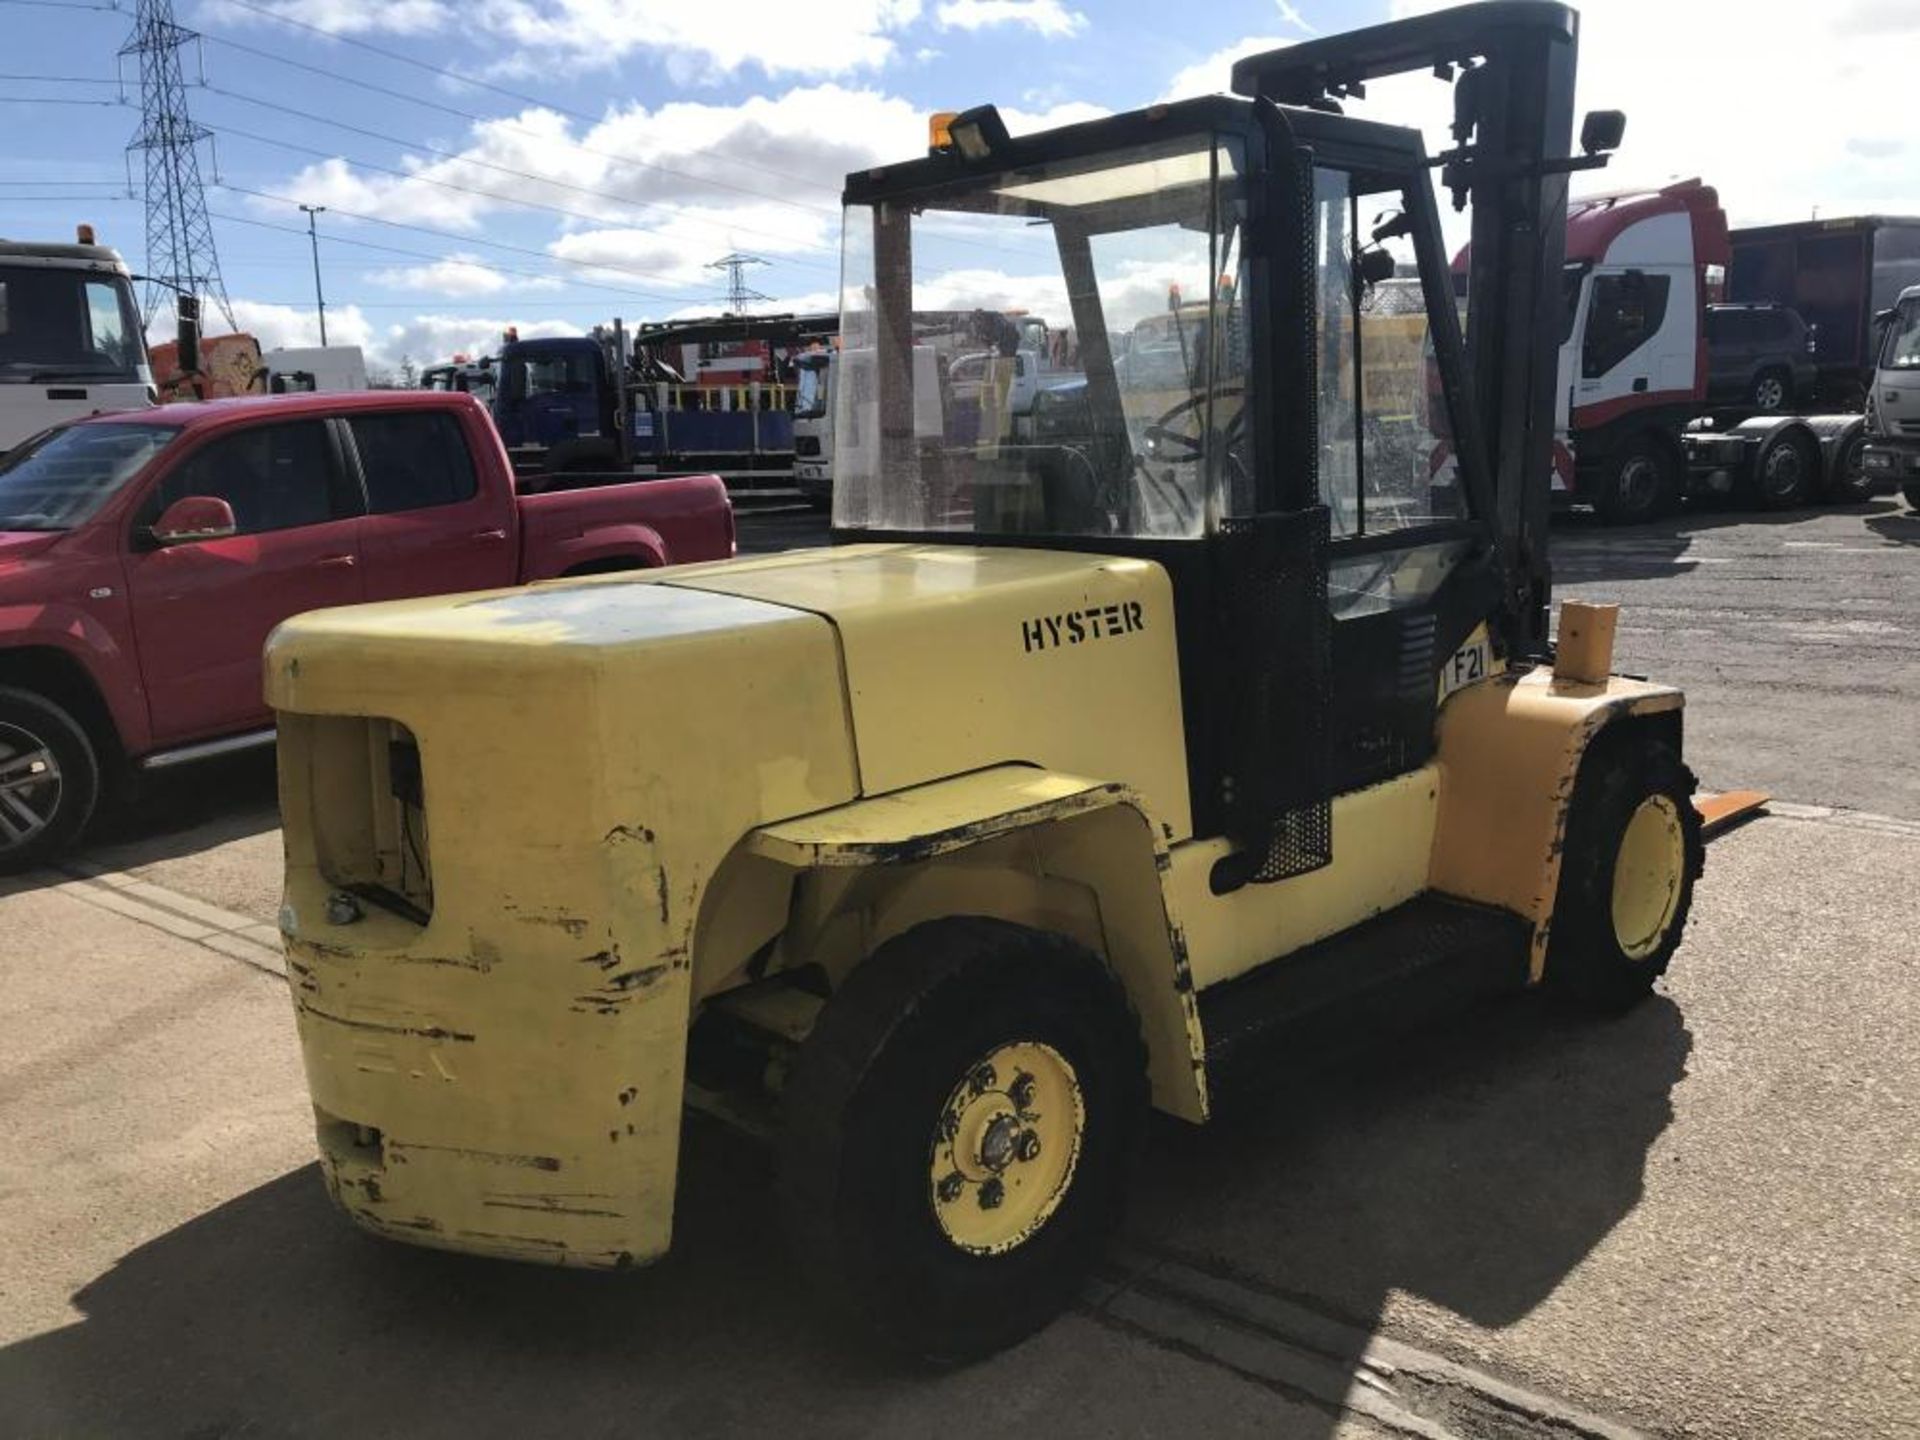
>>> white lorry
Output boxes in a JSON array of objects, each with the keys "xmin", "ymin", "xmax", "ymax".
[
  {"xmin": 1861, "ymin": 284, "xmax": 1920, "ymax": 509},
  {"xmin": 0, "ymin": 232, "xmax": 153, "ymax": 455}
]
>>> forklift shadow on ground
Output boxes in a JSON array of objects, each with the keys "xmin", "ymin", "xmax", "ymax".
[{"xmin": 0, "ymin": 992, "xmax": 1688, "ymax": 1437}]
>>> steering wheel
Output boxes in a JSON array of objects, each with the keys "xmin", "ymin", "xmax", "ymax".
[{"xmin": 1135, "ymin": 386, "xmax": 1250, "ymax": 527}]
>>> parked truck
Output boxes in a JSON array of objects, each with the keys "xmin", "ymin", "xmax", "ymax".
[
  {"xmin": 0, "ymin": 389, "xmax": 733, "ymax": 869},
  {"xmin": 1503, "ymin": 181, "xmax": 1874, "ymax": 522},
  {"xmin": 1861, "ymin": 283, "xmax": 1920, "ymax": 509},
  {"xmin": 489, "ymin": 315, "xmax": 837, "ymax": 490},
  {"xmin": 0, "ymin": 231, "xmax": 152, "ymax": 455},
  {"xmin": 1728, "ymin": 215, "xmax": 1920, "ymax": 407}
]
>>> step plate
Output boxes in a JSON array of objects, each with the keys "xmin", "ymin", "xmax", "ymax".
[{"xmin": 1196, "ymin": 896, "xmax": 1532, "ymax": 1075}]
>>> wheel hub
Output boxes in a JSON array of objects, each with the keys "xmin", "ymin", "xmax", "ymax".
[
  {"xmin": 0, "ymin": 721, "xmax": 62, "ymax": 851},
  {"xmin": 1611, "ymin": 794, "xmax": 1686, "ymax": 960},
  {"xmin": 929, "ymin": 1039, "xmax": 1084, "ymax": 1255}
]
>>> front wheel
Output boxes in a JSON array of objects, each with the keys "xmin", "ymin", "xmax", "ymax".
[
  {"xmin": 1545, "ymin": 732, "xmax": 1703, "ymax": 1012},
  {"xmin": 778, "ymin": 917, "xmax": 1147, "ymax": 1363},
  {"xmin": 1595, "ymin": 437, "xmax": 1679, "ymax": 525},
  {"xmin": 0, "ymin": 686, "xmax": 101, "ymax": 873},
  {"xmin": 1904, "ymin": 479, "xmax": 1920, "ymax": 512},
  {"xmin": 1750, "ymin": 432, "xmax": 1817, "ymax": 510}
]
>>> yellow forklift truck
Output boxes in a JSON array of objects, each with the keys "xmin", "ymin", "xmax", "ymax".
[{"xmin": 267, "ymin": 1, "xmax": 1704, "ymax": 1362}]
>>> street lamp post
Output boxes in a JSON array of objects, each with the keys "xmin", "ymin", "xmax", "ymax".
[{"xmin": 300, "ymin": 204, "xmax": 329, "ymax": 347}]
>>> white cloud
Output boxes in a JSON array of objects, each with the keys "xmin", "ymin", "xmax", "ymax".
[
  {"xmin": 382, "ymin": 314, "xmax": 580, "ymax": 369},
  {"xmin": 1376, "ymin": 0, "xmax": 1920, "ymax": 232},
  {"xmin": 1273, "ymin": 1, "xmax": 1316, "ymax": 33},
  {"xmin": 1160, "ymin": 35, "xmax": 1291, "ymax": 102},
  {"xmin": 198, "ymin": 0, "xmax": 448, "ymax": 36},
  {"xmin": 936, "ymin": 0, "xmax": 1085, "ymax": 39},
  {"xmin": 367, "ymin": 255, "xmax": 560, "ymax": 297},
  {"xmin": 477, "ymin": 0, "xmax": 923, "ymax": 77}
]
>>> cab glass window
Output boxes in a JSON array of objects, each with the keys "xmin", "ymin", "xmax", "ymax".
[
  {"xmin": 1583, "ymin": 272, "xmax": 1671, "ymax": 377},
  {"xmin": 834, "ymin": 131, "xmax": 1248, "ymax": 540},
  {"xmin": 349, "ymin": 412, "xmax": 478, "ymax": 513},
  {"xmin": 145, "ymin": 421, "xmax": 358, "ymax": 535},
  {"xmin": 1312, "ymin": 166, "xmax": 1468, "ymax": 542}
]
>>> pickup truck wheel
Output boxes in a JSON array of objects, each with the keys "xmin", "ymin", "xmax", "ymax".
[
  {"xmin": 1595, "ymin": 438, "xmax": 1678, "ymax": 525},
  {"xmin": 1904, "ymin": 479, "xmax": 1920, "ymax": 512},
  {"xmin": 778, "ymin": 917, "xmax": 1146, "ymax": 1364},
  {"xmin": 0, "ymin": 686, "xmax": 100, "ymax": 873},
  {"xmin": 1545, "ymin": 733, "xmax": 1702, "ymax": 1013},
  {"xmin": 1749, "ymin": 367, "xmax": 1790, "ymax": 413}
]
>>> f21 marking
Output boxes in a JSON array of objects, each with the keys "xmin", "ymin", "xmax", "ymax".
[{"xmin": 1441, "ymin": 637, "xmax": 1492, "ymax": 699}]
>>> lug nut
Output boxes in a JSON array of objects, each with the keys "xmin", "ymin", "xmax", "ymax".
[
  {"xmin": 1008, "ymin": 1070, "xmax": 1036, "ymax": 1110},
  {"xmin": 937, "ymin": 1171, "xmax": 966, "ymax": 1203},
  {"xmin": 1015, "ymin": 1130, "xmax": 1042, "ymax": 1163},
  {"xmin": 968, "ymin": 1063, "xmax": 997, "ymax": 1096},
  {"xmin": 938, "ymin": 1109, "xmax": 960, "ymax": 1142},
  {"xmin": 978, "ymin": 1177, "xmax": 1005, "ymax": 1210}
]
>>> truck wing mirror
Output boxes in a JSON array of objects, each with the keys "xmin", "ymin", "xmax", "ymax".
[
  {"xmin": 1580, "ymin": 109, "xmax": 1627, "ymax": 156},
  {"xmin": 151, "ymin": 495, "xmax": 237, "ymax": 546},
  {"xmin": 1358, "ymin": 246, "xmax": 1398, "ymax": 286},
  {"xmin": 175, "ymin": 293, "xmax": 202, "ymax": 376}
]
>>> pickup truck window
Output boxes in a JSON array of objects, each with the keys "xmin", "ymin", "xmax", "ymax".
[
  {"xmin": 146, "ymin": 420, "xmax": 359, "ymax": 535},
  {"xmin": 348, "ymin": 411, "xmax": 478, "ymax": 513},
  {"xmin": 0, "ymin": 420, "xmax": 180, "ymax": 531}
]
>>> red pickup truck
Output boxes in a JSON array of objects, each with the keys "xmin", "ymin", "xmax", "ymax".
[{"xmin": 0, "ymin": 389, "xmax": 733, "ymax": 868}]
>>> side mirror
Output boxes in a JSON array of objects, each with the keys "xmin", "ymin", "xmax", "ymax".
[
  {"xmin": 175, "ymin": 293, "xmax": 202, "ymax": 376},
  {"xmin": 1580, "ymin": 109, "xmax": 1627, "ymax": 156},
  {"xmin": 151, "ymin": 495, "xmax": 237, "ymax": 546},
  {"xmin": 1875, "ymin": 308, "xmax": 1896, "ymax": 328}
]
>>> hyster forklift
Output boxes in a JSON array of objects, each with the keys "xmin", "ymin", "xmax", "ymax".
[{"xmin": 268, "ymin": 2, "xmax": 1706, "ymax": 1362}]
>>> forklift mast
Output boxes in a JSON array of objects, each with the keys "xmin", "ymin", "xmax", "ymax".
[{"xmin": 1234, "ymin": 2, "xmax": 1614, "ymax": 655}]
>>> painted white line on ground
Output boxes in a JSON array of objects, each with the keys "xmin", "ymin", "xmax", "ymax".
[{"xmin": 50, "ymin": 867, "xmax": 286, "ymax": 980}]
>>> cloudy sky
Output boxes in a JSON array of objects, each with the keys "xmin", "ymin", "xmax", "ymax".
[{"xmin": 10, "ymin": 0, "xmax": 1919, "ymax": 370}]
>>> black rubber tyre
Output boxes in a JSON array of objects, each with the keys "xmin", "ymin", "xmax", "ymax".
[
  {"xmin": 1904, "ymin": 479, "xmax": 1920, "ymax": 512},
  {"xmin": 1749, "ymin": 367, "xmax": 1791, "ymax": 413},
  {"xmin": 1595, "ymin": 436, "xmax": 1679, "ymax": 525},
  {"xmin": 1749, "ymin": 431, "xmax": 1818, "ymax": 510},
  {"xmin": 0, "ymin": 685, "xmax": 101, "ymax": 873},
  {"xmin": 777, "ymin": 917, "xmax": 1147, "ymax": 1364},
  {"xmin": 1823, "ymin": 430, "xmax": 1873, "ymax": 504},
  {"xmin": 1545, "ymin": 731, "xmax": 1703, "ymax": 1013}
]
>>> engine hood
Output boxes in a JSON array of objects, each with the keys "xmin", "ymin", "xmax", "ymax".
[
  {"xmin": 657, "ymin": 542, "xmax": 1191, "ymax": 835},
  {"xmin": 0, "ymin": 530, "xmax": 63, "ymax": 567}
]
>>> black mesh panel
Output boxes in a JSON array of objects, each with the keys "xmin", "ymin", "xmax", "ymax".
[{"xmin": 1212, "ymin": 505, "xmax": 1333, "ymax": 884}]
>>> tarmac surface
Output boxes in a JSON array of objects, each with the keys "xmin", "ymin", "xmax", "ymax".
[{"xmin": 2, "ymin": 497, "xmax": 1916, "ymax": 1437}]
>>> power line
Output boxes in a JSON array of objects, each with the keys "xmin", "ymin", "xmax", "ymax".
[
  {"xmin": 199, "ymin": 32, "xmax": 840, "ymax": 216},
  {"xmin": 201, "ymin": 0, "xmax": 828, "ymax": 199},
  {"xmin": 210, "ymin": 205, "xmax": 707, "ymax": 306},
  {"xmin": 0, "ymin": 95, "xmax": 125, "ymax": 106},
  {"xmin": 0, "ymin": 74, "xmax": 124, "ymax": 84},
  {"xmin": 0, "ymin": 0, "xmax": 120, "ymax": 10},
  {"xmin": 199, "ymin": 86, "xmax": 841, "ymax": 269}
]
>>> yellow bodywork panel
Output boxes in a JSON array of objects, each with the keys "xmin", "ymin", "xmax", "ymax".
[
  {"xmin": 741, "ymin": 765, "xmax": 1208, "ymax": 1123},
  {"xmin": 1429, "ymin": 664, "xmax": 1682, "ymax": 978},
  {"xmin": 665, "ymin": 544, "xmax": 1193, "ymax": 839},
  {"xmin": 269, "ymin": 576, "xmax": 859, "ymax": 1267},
  {"xmin": 1163, "ymin": 765, "xmax": 1440, "ymax": 992}
]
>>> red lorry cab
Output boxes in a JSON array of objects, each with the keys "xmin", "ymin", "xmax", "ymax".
[{"xmin": 0, "ymin": 389, "xmax": 733, "ymax": 867}]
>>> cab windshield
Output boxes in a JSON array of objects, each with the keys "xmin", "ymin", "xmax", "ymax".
[
  {"xmin": 0, "ymin": 419, "xmax": 180, "ymax": 531},
  {"xmin": 1880, "ymin": 297, "xmax": 1920, "ymax": 371},
  {"xmin": 794, "ymin": 354, "xmax": 830, "ymax": 419},
  {"xmin": 833, "ymin": 131, "xmax": 1249, "ymax": 539}
]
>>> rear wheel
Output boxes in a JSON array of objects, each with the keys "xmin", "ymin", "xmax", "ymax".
[
  {"xmin": 1545, "ymin": 732, "xmax": 1703, "ymax": 1012},
  {"xmin": 1749, "ymin": 367, "xmax": 1790, "ymax": 413},
  {"xmin": 778, "ymin": 917, "xmax": 1147, "ymax": 1363},
  {"xmin": 1750, "ymin": 431, "xmax": 1817, "ymax": 510},
  {"xmin": 1595, "ymin": 437, "xmax": 1678, "ymax": 525},
  {"xmin": 0, "ymin": 686, "xmax": 101, "ymax": 873},
  {"xmin": 1824, "ymin": 430, "xmax": 1873, "ymax": 504}
]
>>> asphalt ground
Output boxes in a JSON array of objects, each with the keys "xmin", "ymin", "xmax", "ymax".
[{"xmin": 3, "ymin": 496, "xmax": 1916, "ymax": 1437}]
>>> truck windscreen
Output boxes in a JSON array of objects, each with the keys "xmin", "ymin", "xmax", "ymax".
[
  {"xmin": 0, "ymin": 420, "xmax": 179, "ymax": 530},
  {"xmin": 0, "ymin": 266, "xmax": 148, "ymax": 383},
  {"xmin": 1880, "ymin": 297, "xmax": 1920, "ymax": 371}
]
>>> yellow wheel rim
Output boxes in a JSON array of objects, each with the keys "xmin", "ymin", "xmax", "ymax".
[
  {"xmin": 1611, "ymin": 794, "xmax": 1685, "ymax": 961},
  {"xmin": 928, "ymin": 1039, "xmax": 1084, "ymax": 1255}
]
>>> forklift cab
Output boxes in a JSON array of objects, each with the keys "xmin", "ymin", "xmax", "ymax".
[{"xmin": 832, "ymin": 89, "xmax": 1507, "ymax": 884}]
